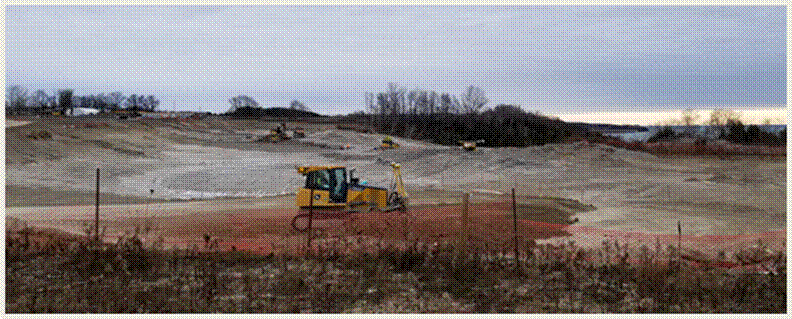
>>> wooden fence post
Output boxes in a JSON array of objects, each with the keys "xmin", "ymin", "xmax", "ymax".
[
  {"xmin": 461, "ymin": 192, "xmax": 469, "ymax": 250},
  {"xmin": 307, "ymin": 189, "xmax": 315, "ymax": 252},
  {"xmin": 677, "ymin": 220, "xmax": 682, "ymax": 261},
  {"xmin": 94, "ymin": 167, "xmax": 100, "ymax": 243},
  {"xmin": 512, "ymin": 188, "xmax": 519, "ymax": 265}
]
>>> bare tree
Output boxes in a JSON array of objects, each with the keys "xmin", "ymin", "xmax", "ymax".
[
  {"xmin": 31, "ymin": 90, "xmax": 51, "ymax": 109},
  {"xmin": 150, "ymin": 95, "xmax": 161, "ymax": 111},
  {"xmin": 708, "ymin": 109, "xmax": 740, "ymax": 127},
  {"xmin": 367, "ymin": 84, "xmax": 407, "ymax": 133},
  {"xmin": 376, "ymin": 93, "xmax": 389, "ymax": 116},
  {"xmin": 289, "ymin": 100, "xmax": 309, "ymax": 111},
  {"xmin": 91, "ymin": 94, "xmax": 107, "ymax": 111},
  {"xmin": 680, "ymin": 109, "xmax": 701, "ymax": 137},
  {"xmin": 58, "ymin": 89, "xmax": 74, "ymax": 114},
  {"xmin": 6, "ymin": 85, "xmax": 29, "ymax": 110},
  {"xmin": 460, "ymin": 85, "xmax": 489, "ymax": 114},
  {"xmin": 427, "ymin": 91, "xmax": 439, "ymax": 115},
  {"xmin": 762, "ymin": 117, "xmax": 779, "ymax": 125},
  {"xmin": 407, "ymin": 89, "xmax": 420, "ymax": 115},
  {"xmin": 681, "ymin": 109, "xmax": 700, "ymax": 126},
  {"xmin": 144, "ymin": 95, "xmax": 160, "ymax": 111},
  {"xmin": 408, "ymin": 89, "xmax": 437, "ymax": 115},
  {"xmin": 227, "ymin": 95, "xmax": 259, "ymax": 113},
  {"xmin": 364, "ymin": 92, "xmax": 377, "ymax": 131},
  {"xmin": 360, "ymin": 84, "xmax": 574, "ymax": 147},
  {"xmin": 108, "ymin": 92, "xmax": 126, "ymax": 111},
  {"xmin": 83, "ymin": 94, "xmax": 97, "ymax": 110},
  {"xmin": 491, "ymin": 104, "xmax": 525, "ymax": 116},
  {"xmin": 708, "ymin": 109, "xmax": 741, "ymax": 138},
  {"xmin": 387, "ymin": 83, "xmax": 406, "ymax": 116},
  {"xmin": 45, "ymin": 94, "xmax": 57, "ymax": 110},
  {"xmin": 139, "ymin": 96, "xmax": 150, "ymax": 111},
  {"xmin": 439, "ymin": 93, "xmax": 460, "ymax": 114},
  {"xmin": 365, "ymin": 92, "xmax": 378, "ymax": 114},
  {"xmin": 416, "ymin": 90, "xmax": 432, "ymax": 115},
  {"xmin": 125, "ymin": 94, "xmax": 147, "ymax": 113},
  {"xmin": 72, "ymin": 95, "xmax": 86, "ymax": 109},
  {"xmin": 95, "ymin": 93, "xmax": 110, "ymax": 112}
]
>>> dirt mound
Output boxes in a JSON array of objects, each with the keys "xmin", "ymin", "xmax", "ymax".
[
  {"xmin": 300, "ymin": 129, "xmax": 447, "ymax": 152},
  {"xmin": 364, "ymin": 141, "xmax": 661, "ymax": 193}
]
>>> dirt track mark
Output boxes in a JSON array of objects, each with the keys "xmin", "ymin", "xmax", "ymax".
[
  {"xmin": 86, "ymin": 139, "xmax": 146, "ymax": 157},
  {"xmin": 6, "ymin": 119, "xmax": 32, "ymax": 128}
]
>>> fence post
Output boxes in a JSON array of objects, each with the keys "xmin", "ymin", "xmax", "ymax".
[
  {"xmin": 512, "ymin": 188, "xmax": 519, "ymax": 265},
  {"xmin": 307, "ymin": 188, "xmax": 315, "ymax": 252},
  {"xmin": 94, "ymin": 167, "xmax": 100, "ymax": 243},
  {"xmin": 461, "ymin": 192, "xmax": 469, "ymax": 250},
  {"xmin": 677, "ymin": 220, "xmax": 682, "ymax": 260}
]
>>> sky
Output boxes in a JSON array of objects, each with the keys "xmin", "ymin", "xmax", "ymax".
[
  {"xmin": 5, "ymin": 6, "xmax": 788, "ymax": 124},
  {"xmin": 553, "ymin": 108, "xmax": 787, "ymax": 126}
]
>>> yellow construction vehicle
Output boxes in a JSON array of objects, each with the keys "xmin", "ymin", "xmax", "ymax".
[
  {"xmin": 459, "ymin": 139, "xmax": 485, "ymax": 151},
  {"xmin": 292, "ymin": 127, "xmax": 306, "ymax": 138},
  {"xmin": 291, "ymin": 162, "xmax": 409, "ymax": 231},
  {"xmin": 260, "ymin": 125, "xmax": 289, "ymax": 143},
  {"xmin": 380, "ymin": 136, "xmax": 400, "ymax": 149}
]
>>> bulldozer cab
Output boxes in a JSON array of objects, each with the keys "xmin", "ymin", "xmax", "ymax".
[{"xmin": 304, "ymin": 167, "xmax": 347, "ymax": 203}]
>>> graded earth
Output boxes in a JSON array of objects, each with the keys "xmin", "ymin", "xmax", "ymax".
[{"xmin": 6, "ymin": 117, "xmax": 786, "ymax": 256}]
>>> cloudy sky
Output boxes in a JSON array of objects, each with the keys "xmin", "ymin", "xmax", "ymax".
[{"xmin": 5, "ymin": 6, "xmax": 787, "ymax": 121}]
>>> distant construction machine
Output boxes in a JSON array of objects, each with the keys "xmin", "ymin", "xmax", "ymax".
[
  {"xmin": 260, "ymin": 123, "xmax": 289, "ymax": 143},
  {"xmin": 459, "ymin": 139, "xmax": 485, "ymax": 151},
  {"xmin": 291, "ymin": 162, "xmax": 409, "ymax": 231},
  {"xmin": 292, "ymin": 127, "xmax": 306, "ymax": 138},
  {"xmin": 380, "ymin": 136, "xmax": 400, "ymax": 149}
]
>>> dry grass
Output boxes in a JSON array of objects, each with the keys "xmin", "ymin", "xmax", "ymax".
[{"xmin": 6, "ymin": 224, "xmax": 786, "ymax": 313}]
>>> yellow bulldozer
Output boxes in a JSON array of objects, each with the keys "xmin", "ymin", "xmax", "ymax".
[
  {"xmin": 259, "ymin": 123, "xmax": 291, "ymax": 143},
  {"xmin": 380, "ymin": 136, "xmax": 400, "ymax": 149},
  {"xmin": 291, "ymin": 162, "xmax": 409, "ymax": 231}
]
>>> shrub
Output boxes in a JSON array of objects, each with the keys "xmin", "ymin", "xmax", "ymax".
[{"xmin": 5, "ymin": 228, "xmax": 786, "ymax": 313}]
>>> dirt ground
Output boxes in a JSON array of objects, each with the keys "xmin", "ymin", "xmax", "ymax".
[{"xmin": 5, "ymin": 116, "xmax": 786, "ymax": 259}]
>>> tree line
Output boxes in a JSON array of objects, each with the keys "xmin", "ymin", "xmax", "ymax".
[
  {"xmin": 349, "ymin": 83, "xmax": 581, "ymax": 147},
  {"xmin": 6, "ymin": 85, "xmax": 160, "ymax": 115},
  {"xmin": 224, "ymin": 95, "xmax": 317, "ymax": 118},
  {"xmin": 649, "ymin": 109, "xmax": 786, "ymax": 146}
]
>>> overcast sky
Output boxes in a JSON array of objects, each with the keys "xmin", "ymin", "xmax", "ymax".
[{"xmin": 5, "ymin": 6, "xmax": 787, "ymax": 117}]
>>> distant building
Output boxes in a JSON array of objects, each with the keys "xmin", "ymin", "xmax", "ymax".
[
  {"xmin": 138, "ymin": 111, "xmax": 196, "ymax": 119},
  {"xmin": 66, "ymin": 107, "xmax": 100, "ymax": 116}
]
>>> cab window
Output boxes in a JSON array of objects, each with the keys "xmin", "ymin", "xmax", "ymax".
[
  {"xmin": 330, "ymin": 168, "xmax": 347, "ymax": 202},
  {"xmin": 306, "ymin": 170, "xmax": 332, "ymax": 191}
]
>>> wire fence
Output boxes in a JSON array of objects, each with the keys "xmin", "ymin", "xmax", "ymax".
[{"xmin": 7, "ymin": 188, "xmax": 785, "ymax": 273}]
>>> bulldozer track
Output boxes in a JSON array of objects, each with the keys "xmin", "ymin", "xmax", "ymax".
[{"xmin": 290, "ymin": 204, "xmax": 410, "ymax": 233}]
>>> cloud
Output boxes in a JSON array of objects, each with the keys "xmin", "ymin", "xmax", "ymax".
[
  {"xmin": 552, "ymin": 107, "xmax": 787, "ymax": 125},
  {"xmin": 5, "ymin": 6, "xmax": 786, "ymax": 115}
]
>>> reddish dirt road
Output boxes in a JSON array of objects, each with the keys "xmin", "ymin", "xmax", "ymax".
[{"xmin": 8, "ymin": 196, "xmax": 783, "ymax": 268}]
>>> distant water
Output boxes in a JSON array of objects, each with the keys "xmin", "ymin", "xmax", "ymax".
[{"xmin": 603, "ymin": 124, "xmax": 786, "ymax": 142}]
